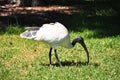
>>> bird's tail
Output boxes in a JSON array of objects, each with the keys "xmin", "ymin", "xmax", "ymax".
[{"xmin": 20, "ymin": 30, "xmax": 37, "ymax": 39}]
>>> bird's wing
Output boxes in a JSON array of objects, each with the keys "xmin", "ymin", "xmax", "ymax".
[
  {"xmin": 20, "ymin": 30, "xmax": 38, "ymax": 39},
  {"xmin": 25, "ymin": 27, "xmax": 40, "ymax": 30}
]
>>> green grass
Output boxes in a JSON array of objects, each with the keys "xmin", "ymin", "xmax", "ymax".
[{"xmin": 0, "ymin": 26, "xmax": 120, "ymax": 80}]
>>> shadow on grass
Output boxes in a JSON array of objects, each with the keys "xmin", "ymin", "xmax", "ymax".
[{"xmin": 42, "ymin": 61, "xmax": 100, "ymax": 67}]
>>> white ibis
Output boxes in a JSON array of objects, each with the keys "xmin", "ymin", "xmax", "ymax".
[{"xmin": 20, "ymin": 22, "xmax": 89, "ymax": 66}]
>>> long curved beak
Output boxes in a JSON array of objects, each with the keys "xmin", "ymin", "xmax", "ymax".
[{"xmin": 79, "ymin": 41, "xmax": 89, "ymax": 63}]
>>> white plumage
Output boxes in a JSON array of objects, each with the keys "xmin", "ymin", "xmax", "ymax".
[
  {"xmin": 20, "ymin": 22, "xmax": 89, "ymax": 66},
  {"xmin": 20, "ymin": 22, "xmax": 73, "ymax": 49}
]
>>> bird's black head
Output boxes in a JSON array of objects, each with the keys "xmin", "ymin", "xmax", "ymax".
[
  {"xmin": 72, "ymin": 36, "xmax": 89, "ymax": 63},
  {"xmin": 72, "ymin": 36, "xmax": 84, "ymax": 46}
]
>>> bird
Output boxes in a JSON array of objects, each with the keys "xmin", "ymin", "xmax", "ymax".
[{"xmin": 20, "ymin": 22, "xmax": 89, "ymax": 66}]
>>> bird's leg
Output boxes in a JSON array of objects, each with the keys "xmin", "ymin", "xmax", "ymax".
[
  {"xmin": 49, "ymin": 48, "xmax": 52, "ymax": 66},
  {"xmin": 54, "ymin": 49, "xmax": 62, "ymax": 66}
]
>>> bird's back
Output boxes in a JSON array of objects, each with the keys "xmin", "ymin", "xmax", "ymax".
[
  {"xmin": 20, "ymin": 22, "xmax": 72, "ymax": 48},
  {"xmin": 35, "ymin": 22, "xmax": 71, "ymax": 48}
]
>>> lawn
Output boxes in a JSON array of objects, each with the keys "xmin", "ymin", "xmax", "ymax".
[{"xmin": 0, "ymin": 25, "xmax": 120, "ymax": 80}]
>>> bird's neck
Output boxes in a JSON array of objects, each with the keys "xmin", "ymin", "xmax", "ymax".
[
  {"xmin": 64, "ymin": 37, "xmax": 84, "ymax": 49},
  {"xmin": 66, "ymin": 39, "xmax": 77, "ymax": 49},
  {"xmin": 66, "ymin": 38, "xmax": 78, "ymax": 49},
  {"xmin": 72, "ymin": 38, "xmax": 77, "ymax": 47}
]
